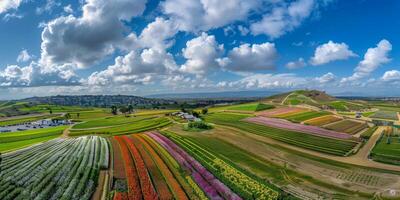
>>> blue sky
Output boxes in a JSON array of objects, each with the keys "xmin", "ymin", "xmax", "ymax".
[{"xmin": 0, "ymin": 0, "xmax": 399, "ymax": 100}]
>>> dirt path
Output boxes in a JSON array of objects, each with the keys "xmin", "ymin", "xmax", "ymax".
[
  {"xmin": 397, "ymin": 112, "xmax": 400, "ymax": 124},
  {"xmin": 218, "ymin": 124, "xmax": 400, "ymax": 172},
  {"xmin": 281, "ymin": 93, "xmax": 292, "ymax": 105},
  {"xmin": 352, "ymin": 126, "xmax": 383, "ymax": 160},
  {"xmin": 92, "ymin": 170, "xmax": 107, "ymax": 200},
  {"xmin": 61, "ymin": 125, "xmax": 72, "ymax": 138}
]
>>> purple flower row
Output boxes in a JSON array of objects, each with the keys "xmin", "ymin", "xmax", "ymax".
[
  {"xmin": 147, "ymin": 132, "xmax": 241, "ymax": 200},
  {"xmin": 244, "ymin": 117, "xmax": 353, "ymax": 139}
]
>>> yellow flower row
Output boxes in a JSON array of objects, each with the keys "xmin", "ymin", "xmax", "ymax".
[{"xmin": 213, "ymin": 159, "xmax": 279, "ymax": 200}]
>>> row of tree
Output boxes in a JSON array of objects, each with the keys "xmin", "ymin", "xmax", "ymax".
[{"xmin": 111, "ymin": 105, "xmax": 135, "ymax": 116}]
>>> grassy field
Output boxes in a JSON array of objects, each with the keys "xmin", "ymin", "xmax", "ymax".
[
  {"xmin": 370, "ymin": 135, "xmax": 400, "ymax": 165},
  {"xmin": 0, "ymin": 135, "xmax": 59, "ymax": 152},
  {"xmin": 72, "ymin": 115, "xmax": 157, "ymax": 129},
  {"xmin": 225, "ymin": 103, "xmax": 275, "ymax": 112},
  {"xmin": 205, "ymin": 113, "xmax": 358, "ymax": 156},
  {"xmin": 0, "ymin": 114, "xmax": 59, "ymax": 126},
  {"xmin": 69, "ymin": 117, "xmax": 171, "ymax": 136},
  {"xmin": 19, "ymin": 104, "xmax": 94, "ymax": 113},
  {"xmin": 135, "ymin": 109, "xmax": 177, "ymax": 116},
  {"xmin": 324, "ymin": 120, "xmax": 368, "ymax": 135},
  {"xmin": 0, "ymin": 126, "xmax": 66, "ymax": 152},
  {"xmin": 278, "ymin": 111, "xmax": 330, "ymax": 123},
  {"xmin": 68, "ymin": 110, "xmax": 113, "ymax": 120},
  {"xmin": 0, "ymin": 126, "xmax": 66, "ymax": 143}
]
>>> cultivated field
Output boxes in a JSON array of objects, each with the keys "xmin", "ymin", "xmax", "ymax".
[
  {"xmin": 370, "ymin": 110, "xmax": 399, "ymax": 120},
  {"xmin": 0, "ymin": 136, "xmax": 109, "ymax": 200},
  {"xmin": 226, "ymin": 103, "xmax": 275, "ymax": 112},
  {"xmin": 245, "ymin": 116, "xmax": 354, "ymax": 140},
  {"xmin": 0, "ymin": 126, "xmax": 67, "ymax": 152},
  {"xmin": 370, "ymin": 127, "xmax": 400, "ymax": 165},
  {"xmin": 324, "ymin": 120, "xmax": 369, "ymax": 135},
  {"xmin": 110, "ymin": 132, "xmax": 281, "ymax": 199},
  {"xmin": 72, "ymin": 115, "xmax": 157, "ymax": 129},
  {"xmin": 303, "ymin": 115, "xmax": 342, "ymax": 126},
  {"xmin": 257, "ymin": 107, "xmax": 306, "ymax": 117},
  {"xmin": 69, "ymin": 117, "xmax": 171, "ymax": 136},
  {"xmin": 2, "ymin": 93, "xmax": 400, "ymax": 200},
  {"xmin": 277, "ymin": 110, "xmax": 330, "ymax": 123},
  {"xmin": 206, "ymin": 113, "xmax": 358, "ymax": 156}
]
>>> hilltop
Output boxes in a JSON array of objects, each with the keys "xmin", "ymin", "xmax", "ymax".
[{"xmin": 264, "ymin": 90, "xmax": 370, "ymax": 111}]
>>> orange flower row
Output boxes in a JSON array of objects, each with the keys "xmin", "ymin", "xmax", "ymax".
[
  {"xmin": 113, "ymin": 192, "xmax": 128, "ymax": 200},
  {"xmin": 130, "ymin": 135, "xmax": 173, "ymax": 200},
  {"xmin": 136, "ymin": 134, "xmax": 188, "ymax": 200},
  {"xmin": 115, "ymin": 136, "xmax": 142, "ymax": 200},
  {"xmin": 123, "ymin": 136, "xmax": 158, "ymax": 200}
]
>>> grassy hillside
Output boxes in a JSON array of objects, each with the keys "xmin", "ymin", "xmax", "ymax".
[{"xmin": 265, "ymin": 90, "xmax": 369, "ymax": 112}]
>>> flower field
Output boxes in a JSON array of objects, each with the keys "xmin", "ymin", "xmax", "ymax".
[
  {"xmin": 277, "ymin": 111, "xmax": 331, "ymax": 123},
  {"xmin": 303, "ymin": 115, "xmax": 342, "ymax": 126},
  {"xmin": 324, "ymin": 120, "xmax": 369, "ymax": 135},
  {"xmin": 0, "ymin": 136, "xmax": 109, "ymax": 200},
  {"xmin": 159, "ymin": 131, "xmax": 280, "ymax": 200},
  {"xmin": 245, "ymin": 116, "xmax": 353, "ymax": 139},
  {"xmin": 205, "ymin": 113, "xmax": 359, "ymax": 156},
  {"xmin": 113, "ymin": 134, "xmax": 204, "ymax": 199},
  {"xmin": 257, "ymin": 107, "xmax": 306, "ymax": 117},
  {"xmin": 110, "ymin": 132, "xmax": 282, "ymax": 199}
]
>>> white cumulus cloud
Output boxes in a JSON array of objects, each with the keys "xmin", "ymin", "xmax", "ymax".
[
  {"xmin": 250, "ymin": 0, "xmax": 315, "ymax": 39},
  {"xmin": 310, "ymin": 41, "xmax": 357, "ymax": 65},
  {"xmin": 0, "ymin": 0, "xmax": 22, "ymax": 14},
  {"xmin": 381, "ymin": 70, "xmax": 400, "ymax": 82},
  {"xmin": 161, "ymin": 0, "xmax": 259, "ymax": 32},
  {"xmin": 315, "ymin": 72, "xmax": 336, "ymax": 83},
  {"xmin": 341, "ymin": 39, "xmax": 392, "ymax": 83},
  {"xmin": 180, "ymin": 33, "xmax": 223, "ymax": 75},
  {"xmin": 40, "ymin": 0, "xmax": 147, "ymax": 69},
  {"xmin": 218, "ymin": 42, "xmax": 278, "ymax": 72}
]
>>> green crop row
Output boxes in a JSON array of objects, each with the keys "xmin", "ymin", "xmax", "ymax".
[
  {"xmin": 205, "ymin": 113, "xmax": 358, "ymax": 156},
  {"xmin": 370, "ymin": 134, "xmax": 400, "ymax": 165},
  {"xmin": 69, "ymin": 117, "xmax": 171, "ymax": 136},
  {"xmin": 73, "ymin": 115, "xmax": 156, "ymax": 129},
  {"xmin": 0, "ymin": 136, "xmax": 109, "ymax": 200},
  {"xmin": 0, "ymin": 126, "xmax": 66, "ymax": 144},
  {"xmin": 280, "ymin": 111, "xmax": 330, "ymax": 123}
]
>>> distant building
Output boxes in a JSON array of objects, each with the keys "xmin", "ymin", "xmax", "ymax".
[{"xmin": 171, "ymin": 112, "xmax": 200, "ymax": 122}]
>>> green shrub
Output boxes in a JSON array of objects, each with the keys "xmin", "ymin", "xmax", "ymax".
[{"xmin": 187, "ymin": 121, "xmax": 213, "ymax": 130}]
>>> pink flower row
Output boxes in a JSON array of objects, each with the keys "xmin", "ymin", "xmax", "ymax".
[
  {"xmin": 147, "ymin": 132, "xmax": 241, "ymax": 200},
  {"xmin": 245, "ymin": 117, "xmax": 353, "ymax": 139}
]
